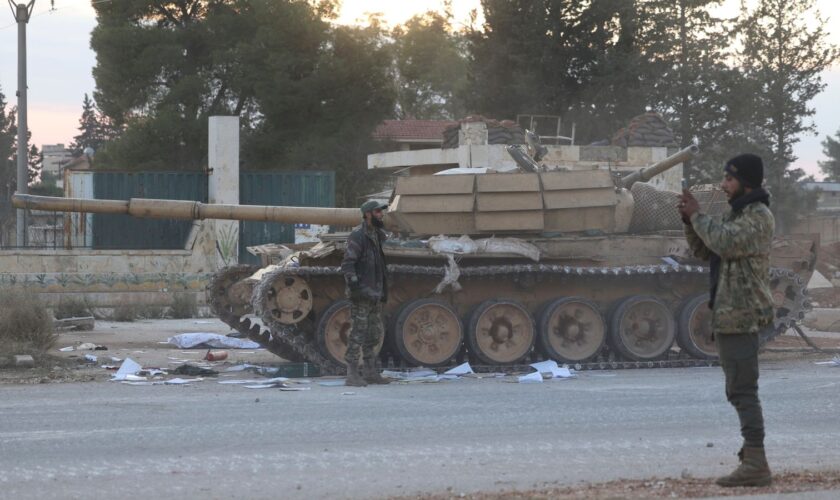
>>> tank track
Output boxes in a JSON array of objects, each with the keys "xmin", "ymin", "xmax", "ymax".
[
  {"xmin": 207, "ymin": 265, "xmax": 305, "ymax": 363},
  {"xmin": 238, "ymin": 263, "xmax": 809, "ymax": 373}
]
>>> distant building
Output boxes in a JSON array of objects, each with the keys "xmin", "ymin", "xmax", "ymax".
[
  {"xmin": 802, "ymin": 182, "xmax": 840, "ymax": 211},
  {"xmin": 41, "ymin": 144, "xmax": 73, "ymax": 186},
  {"xmin": 372, "ymin": 119, "xmax": 457, "ymax": 151}
]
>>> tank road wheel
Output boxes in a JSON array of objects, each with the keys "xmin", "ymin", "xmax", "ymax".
[
  {"xmin": 316, "ymin": 300, "xmax": 384, "ymax": 367},
  {"xmin": 394, "ymin": 299, "xmax": 463, "ymax": 367},
  {"xmin": 264, "ymin": 275, "xmax": 313, "ymax": 325},
  {"xmin": 609, "ymin": 295, "xmax": 675, "ymax": 361},
  {"xmin": 677, "ymin": 293, "xmax": 717, "ymax": 360},
  {"xmin": 467, "ymin": 300, "xmax": 535, "ymax": 365},
  {"xmin": 538, "ymin": 297, "xmax": 606, "ymax": 363}
]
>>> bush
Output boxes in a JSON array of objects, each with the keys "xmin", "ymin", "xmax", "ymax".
[
  {"xmin": 138, "ymin": 304, "xmax": 166, "ymax": 320},
  {"xmin": 168, "ymin": 292, "xmax": 198, "ymax": 319},
  {"xmin": 0, "ymin": 289, "xmax": 57, "ymax": 355},
  {"xmin": 111, "ymin": 304, "xmax": 138, "ymax": 322},
  {"xmin": 54, "ymin": 296, "xmax": 91, "ymax": 319}
]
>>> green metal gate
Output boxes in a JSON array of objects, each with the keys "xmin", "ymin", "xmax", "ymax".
[
  {"xmin": 92, "ymin": 172, "xmax": 208, "ymax": 249},
  {"xmin": 239, "ymin": 171, "xmax": 335, "ymax": 265}
]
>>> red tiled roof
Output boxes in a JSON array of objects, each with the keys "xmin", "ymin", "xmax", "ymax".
[{"xmin": 373, "ymin": 119, "xmax": 457, "ymax": 142}]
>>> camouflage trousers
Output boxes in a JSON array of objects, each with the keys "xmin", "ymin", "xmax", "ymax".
[
  {"xmin": 715, "ymin": 332, "xmax": 765, "ymax": 448},
  {"xmin": 344, "ymin": 298, "xmax": 384, "ymax": 366}
]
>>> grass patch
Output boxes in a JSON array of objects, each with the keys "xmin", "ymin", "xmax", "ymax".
[
  {"xmin": 138, "ymin": 304, "xmax": 166, "ymax": 320},
  {"xmin": 111, "ymin": 304, "xmax": 138, "ymax": 322},
  {"xmin": 54, "ymin": 296, "xmax": 91, "ymax": 319},
  {"xmin": 168, "ymin": 292, "xmax": 198, "ymax": 319},
  {"xmin": 0, "ymin": 289, "xmax": 57, "ymax": 361}
]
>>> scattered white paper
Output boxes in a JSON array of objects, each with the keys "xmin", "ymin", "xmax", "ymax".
[
  {"xmin": 279, "ymin": 386, "xmax": 310, "ymax": 391},
  {"xmin": 382, "ymin": 368, "xmax": 438, "ymax": 380},
  {"xmin": 815, "ymin": 355, "xmax": 840, "ymax": 366},
  {"xmin": 518, "ymin": 371, "xmax": 544, "ymax": 383},
  {"xmin": 244, "ymin": 384, "xmax": 279, "ymax": 389},
  {"xmin": 165, "ymin": 377, "xmax": 202, "ymax": 385},
  {"xmin": 530, "ymin": 360, "xmax": 576, "ymax": 379},
  {"xmin": 444, "ymin": 362, "xmax": 474, "ymax": 376},
  {"xmin": 120, "ymin": 381, "xmax": 153, "ymax": 386},
  {"xmin": 111, "ymin": 358, "xmax": 142, "ymax": 381},
  {"xmin": 58, "ymin": 346, "xmax": 74, "ymax": 352},
  {"xmin": 110, "ymin": 357, "xmax": 123, "ymax": 362},
  {"xmin": 84, "ymin": 354, "xmax": 98, "ymax": 363},
  {"xmin": 123, "ymin": 374, "xmax": 147, "ymax": 382},
  {"xmin": 167, "ymin": 333, "xmax": 260, "ymax": 349}
]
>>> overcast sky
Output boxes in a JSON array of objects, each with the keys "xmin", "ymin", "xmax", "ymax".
[{"xmin": 0, "ymin": 0, "xmax": 837, "ymax": 178}]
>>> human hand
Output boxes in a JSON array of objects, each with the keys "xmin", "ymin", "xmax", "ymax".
[{"xmin": 677, "ymin": 189, "xmax": 700, "ymax": 224}]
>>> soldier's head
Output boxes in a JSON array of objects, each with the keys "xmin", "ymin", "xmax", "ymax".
[
  {"xmin": 722, "ymin": 154, "xmax": 763, "ymax": 200},
  {"xmin": 360, "ymin": 200, "xmax": 387, "ymax": 227}
]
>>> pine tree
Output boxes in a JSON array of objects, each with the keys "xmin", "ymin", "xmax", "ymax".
[
  {"xmin": 69, "ymin": 94, "xmax": 107, "ymax": 157},
  {"xmin": 736, "ymin": 0, "xmax": 838, "ymax": 230},
  {"xmin": 819, "ymin": 129, "xmax": 840, "ymax": 181}
]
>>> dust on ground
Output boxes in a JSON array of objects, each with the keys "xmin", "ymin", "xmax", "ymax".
[{"xmin": 395, "ymin": 470, "xmax": 840, "ymax": 499}]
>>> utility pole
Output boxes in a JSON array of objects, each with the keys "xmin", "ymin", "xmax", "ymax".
[{"xmin": 8, "ymin": 0, "xmax": 35, "ymax": 247}]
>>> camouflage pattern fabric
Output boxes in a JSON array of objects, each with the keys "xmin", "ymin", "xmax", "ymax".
[
  {"xmin": 684, "ymin": 201, "xmax": 775, "ymax": 334},
  {"xmin": 344, "ymin": 298, "xmax": 384, "ymax": 366}
]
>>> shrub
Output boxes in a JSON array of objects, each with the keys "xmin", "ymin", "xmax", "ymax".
[
  {"xmin": 169, "ymin": 292, "xmax": 198, "ymax": 319},
  {"xmin": 111, "ymin": 304, "xmax": 138, "ymax": 322},
  {"xmin": 54, "ymin": 296, "xmax": 91, "ymax": 319},
  {"xmin": 138, "ymin": 304, "xmax": 166, "ymax": 320},
  {"xmin": 0, "ymin": 289, "xmax": 57, "ymax": 355}
]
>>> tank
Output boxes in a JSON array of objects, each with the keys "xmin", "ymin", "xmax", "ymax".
[{"xmin": 12, "ymin": 145, "xmax": 815, "ymax": 374}]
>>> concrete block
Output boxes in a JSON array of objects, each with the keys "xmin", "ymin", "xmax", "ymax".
[
  {"xmin": 579, "ymin": 145, "xmax": 626, "ymax": 162},
  {"xmin": 14, "ymin": 355, "xmax": 35, "ymax": 368}
]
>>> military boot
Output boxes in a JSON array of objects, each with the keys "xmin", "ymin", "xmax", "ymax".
[
  {"xmin": 345, "ymin": 363, "xmax": 368, "ymax": 387},
  {"xmin": 362, "ymin": 358, "xmax": 390, "ymax": 385},
  {"xmin": 715, "ymin": 446, "xmax": 772, "ymax": 487}
]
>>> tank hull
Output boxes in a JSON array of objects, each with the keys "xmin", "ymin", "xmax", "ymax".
[{"xmin": 209, "ymin": 234, "xmax": 814, "ymax": 374}]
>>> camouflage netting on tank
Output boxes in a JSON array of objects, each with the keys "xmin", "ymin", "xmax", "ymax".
[
  {"xmin": 629, "ymin": 182, "xmax": 683, "ymax": 233},
  {"xmin": 612, "ymin": 113, "xmax": 678, "ymax": 148},
  {"xmin": 442, "ymin": 115, "xmax": 526, "ymax": 149}
]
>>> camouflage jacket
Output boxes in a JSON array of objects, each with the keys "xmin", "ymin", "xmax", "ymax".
[
  {"xmin": 684, "ymin": 198, "xmax": 775, "ymax": 334},
  {"xmin": 340, "ymin": 221, "xmax": 388, "ymax": 302}
]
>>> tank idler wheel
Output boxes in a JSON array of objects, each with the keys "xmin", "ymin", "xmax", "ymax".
[
  {"xmin": 538, "ymin": 297, "xmax": 606, "ymax": 363},
  {"xmin": 394, "ymin": 299, "xmax": 463, "ymax": 367},
  {"xmin": 609, "ymin": 295, "xmax": 675, "ymax": 361},
  {"xmin": 316, "ymin": 300, "xmax": 384, "ymax": 367},
  {"xmin": 467, "ymin": 299, "xmax": 535, "ymax": 365},
  {"xmin": 206, "ymin": 265, "xmax": 258, "ymax": 319},
  {"xmin": 265, "ymin": 275, "xmax": 313, "ymax": 325},
  {"xmin": 676, "ymin": 293, "xmax": 717, "ymax": 360}
]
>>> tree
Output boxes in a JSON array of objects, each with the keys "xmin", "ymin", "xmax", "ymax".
[
  {"xmin": 89, "ymin": 1, "xmax": 395, "ymax": 204},
  {"xmin": 736, "ymin": 0, "xmax": 837, "ymax": 230},
  {"xmin": 391, "ymin": 11, "xmax": 469, "ymax": 119},
  {"xmin": 738, "ymin": 0, "xmax": 838, "ymax": 190},
  {"xmin": 819, "ymin": 129, "xmax": 840, "ymax": 181},
  {"xmin": 638, "ymin": 0, "xmax": 734, "ymax": 182},
  {"xmin": 69, "ymin": 94, "xmax": 111, "ymax": 157}
]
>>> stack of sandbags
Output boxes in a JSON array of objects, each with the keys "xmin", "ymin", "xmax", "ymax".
[
  {"xmin": 442, "ymin": 115, "xmax": 526, "ymax": 148},
  {"xmin": 611, "ymin": 112, "xmax": 678, "ymax": 147}
]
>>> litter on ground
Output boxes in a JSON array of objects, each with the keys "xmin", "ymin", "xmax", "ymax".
[
  {"xmin": 166, "ymin": 333, "xmax": 260, "ymax": 349},
  {"xmin": 815, "ymin": 355, "xmax": 840, "ymax": 366}
]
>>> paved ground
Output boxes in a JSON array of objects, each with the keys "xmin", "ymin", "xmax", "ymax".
[{"xmin": 1, "ymin": 353, "xmax": 838, "ymax": 499}]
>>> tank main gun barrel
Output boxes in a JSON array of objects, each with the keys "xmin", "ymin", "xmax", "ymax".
[
  {"xmin": 620, "ymin": 144, "xmax": 699, "ymax": 189},
  {"xmin": 12, "ymin": 193, "xmax": 362, "ymax": 226}
]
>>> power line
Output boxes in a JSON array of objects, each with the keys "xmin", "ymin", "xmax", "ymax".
[{"xmin": 1, "ymin": 0, "xmax": 111, "ymax": 30}]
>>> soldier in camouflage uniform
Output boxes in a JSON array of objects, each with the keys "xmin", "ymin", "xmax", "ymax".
[
  {"xmin": 678, "ymin": 153, "xmax": 774, "ymax": 487},
  {"xmin": 340, "ymin": 200, "xmax": 390, "ymax": 387}
]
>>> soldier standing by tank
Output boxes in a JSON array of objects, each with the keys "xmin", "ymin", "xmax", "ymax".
[
  {"xmin": 677, "ymin": 154, "xmax": 774, "ymax": 487},
  {"xmin": 340, "ymin": 200, "xmax": 391, "ymax": 387}
]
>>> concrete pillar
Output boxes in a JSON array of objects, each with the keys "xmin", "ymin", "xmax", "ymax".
[{"xmin": 208, "ymin": 116, "xmax": 240, "ymax": 267}]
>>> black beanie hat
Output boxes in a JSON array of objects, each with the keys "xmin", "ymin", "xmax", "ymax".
[{"xmin": 724, "ymin": 153, "xmax": 764, "ymax": 188}]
